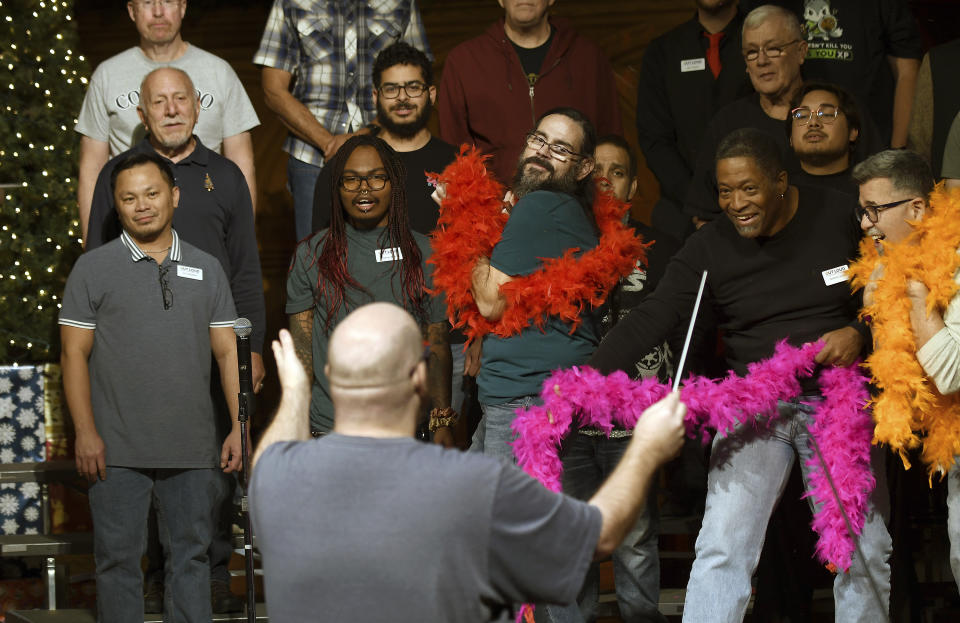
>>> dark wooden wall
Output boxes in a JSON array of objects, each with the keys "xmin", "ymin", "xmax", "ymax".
[{"xmin": 74, "ymin": 0, "xmax": 959, "ymax": 412}]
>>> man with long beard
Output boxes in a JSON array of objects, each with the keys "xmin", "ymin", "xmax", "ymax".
[{"xmin": 312, "ymin": 42, "xmax": 456, "ymax": 237}]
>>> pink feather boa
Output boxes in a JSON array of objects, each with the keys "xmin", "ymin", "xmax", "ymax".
[{"xmin": 510, "ymin": 340, "xmax": 874, "ymax": 572}]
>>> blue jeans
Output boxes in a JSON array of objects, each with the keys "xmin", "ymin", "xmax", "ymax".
[
  {"xmin": 683, "ymin": 398, "xmax": 892, "ymax": 623},
  {"xmin": 89, "ymin": 467, "xmax": 220, "ymax": 623},
  {"xmin": 473, "ymin": 396, "xmax": 539, "ymax": 462},
  {"xmin": 558, "ymin": 434, "xmax": 666, "ymax": 623},
  {"xmin": 287, "ymin": 156, "xmax": 323, "ymax": 241}
]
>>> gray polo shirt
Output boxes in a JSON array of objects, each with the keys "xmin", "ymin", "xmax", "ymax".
[{"xmin": 59, "ymin": 230, "xmax": 237, "ymax": 468}]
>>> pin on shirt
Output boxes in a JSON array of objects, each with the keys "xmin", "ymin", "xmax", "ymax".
[{"xmin": 204, "ymin": 173, "xmax": 215, "ymax": 192}]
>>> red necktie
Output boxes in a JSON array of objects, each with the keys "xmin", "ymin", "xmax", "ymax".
[{"xmin": 704, "ymin": 32, "xmax": 724, "ymax": 79}]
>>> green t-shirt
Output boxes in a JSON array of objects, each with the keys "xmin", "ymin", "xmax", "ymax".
[
  {"xmin": 478, "ymin": 190, "xmax": 601, "ymax": 404},
  {"xmin": 286, "ymin": 224, "xmax": 445, "ymax": 431}
]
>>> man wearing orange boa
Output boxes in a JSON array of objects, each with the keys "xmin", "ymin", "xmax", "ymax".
[{"xmin": 850, "ymin": 149, "xmax": 960, "ymax": 590}]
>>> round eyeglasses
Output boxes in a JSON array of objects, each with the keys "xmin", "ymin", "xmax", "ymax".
[{"xmin": 791, "ymin": 105, "xmax": 841, "ymax": 125}]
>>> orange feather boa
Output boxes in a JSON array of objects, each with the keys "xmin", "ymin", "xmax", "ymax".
[
  {"xmin": 848, "ymin": 183, "xmax": 960, "ymax": 477},
  {"xmin": 429, "ymin": 147, "xmax": 647, "ymax": 344}
]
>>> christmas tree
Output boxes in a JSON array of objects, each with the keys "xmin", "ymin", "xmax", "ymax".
[{"xmin": 0, "ymin": 0, "xmax": 88, "ymax": 363}]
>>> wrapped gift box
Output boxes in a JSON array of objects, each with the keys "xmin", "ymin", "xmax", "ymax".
[
  {"xmin": 0, "ymin": 364, "xmax": 90, "ymax": 536},
  {"xmin": 41, "ymin": 365, "xmax": 90, "ymax": 534},
  {"xmin": 0, "ymin": 365, "xmax": 47, "ymax": 535}
]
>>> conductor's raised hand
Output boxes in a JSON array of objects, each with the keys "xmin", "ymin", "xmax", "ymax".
[{"xmin": 272, "ymin": 328, "xmax": 310, "ymax": 397}]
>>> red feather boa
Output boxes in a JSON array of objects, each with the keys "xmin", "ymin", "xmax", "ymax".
[{"xmin": 429, "ymin": 147, "xmax": 647, "ymax": 343}]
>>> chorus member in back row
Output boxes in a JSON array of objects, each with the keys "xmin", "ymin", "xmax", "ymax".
[
  {"xmin": 286, "ymin": 135, "xmax": 453, "ymax": 443},
  {"xmin": 590, "ymin": 127, "xmax": 892, "ymax": 622},
  {"xmin": 255, "ymin": 0, "xmax": 430, "ymax": 240},
  {"xmin": 743, "ymin": 0, "xmax": 921, "ymax": 148},
  {"xmin": 438, "ymin": 0, "xmax": 621, "ymax": 185},
  {"xmin": 684, "ymin": 5, "xmax": 882, "ymax": 226},
  {"xmin": 635, "ymin": 0, "xmax": 750, "ymax": 240},
  {"xmin": 786, "ymin": 81, "xmax": 863, "ymax": 198},
  {"xmin": 76, "ymin": 0, "xmax": 258, "ymax": 240}
]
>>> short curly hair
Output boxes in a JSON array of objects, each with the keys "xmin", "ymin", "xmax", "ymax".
[{"xmin": 372, "ymin": 42, "xmax": 432, "ymax": 88}]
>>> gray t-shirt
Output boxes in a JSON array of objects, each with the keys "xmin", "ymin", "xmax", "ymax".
[
  {"xmin": 75, "ymin": 45, "xmax": 259, "ymax": 156},
  {"xmin": 285, "ymin": 224, "xmax": 445, "ymax": 431},
  {"xmin": 250, "ymin": 434, "xmax": 602, "ymax": 623},
  {"xmin": 59, "ymin": 231, "xmax": 237, "ymax": 468}
]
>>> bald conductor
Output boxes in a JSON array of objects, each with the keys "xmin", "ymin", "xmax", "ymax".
[{"xmin": 250, "ymin": 303, "xmax": 686, "ymax": 622}]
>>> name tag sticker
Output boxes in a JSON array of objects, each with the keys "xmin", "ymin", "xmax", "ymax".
[
  {"xmin": 821, "ymin": 264, "xmax": 848, "ymax": 286},
  {"xmin": 375, "ymin": 248, "xmax": 403, "ymax": 263},
  {"xmin": 177, "ymin": 265, "xmax": 203, "ymax": 280},
  {"xmin": 681, "ymin": 58, "xmax": 707, "ymax": 72}
]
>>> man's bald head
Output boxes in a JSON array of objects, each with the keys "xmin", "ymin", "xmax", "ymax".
[
  {"xmin": 327, "ymin": 303, "xmax": 425, "ymax": 430},
  {"xmin": 327, "ymin": 302, "xmax": 423, "ymax": 391}
]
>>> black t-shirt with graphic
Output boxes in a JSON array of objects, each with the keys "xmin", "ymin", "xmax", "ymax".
[
  {"xmin": 510, "ymin": 26, "xmax": 557, "ymax": 86},
  {"xmin": 743, "ymin": 0, "xmax": 922, "ymax": 144}
]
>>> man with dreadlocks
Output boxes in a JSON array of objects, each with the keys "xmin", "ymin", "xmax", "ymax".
[{"xmin": 285, "ymin": 135, "xmax": 452, "ymax": 441}]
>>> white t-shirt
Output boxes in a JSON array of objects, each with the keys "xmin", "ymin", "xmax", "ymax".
[{"xmin": 75, "ymin": 44, "xmax": 259, "ymax": 156}]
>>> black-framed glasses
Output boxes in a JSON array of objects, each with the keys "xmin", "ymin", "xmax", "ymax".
[
  {"xmin": 158, "ymin": 265, "xmax": 173, "ymax": 310},
  {"xmin": 339, "ymin": 173, "xmax": 389, "ymax": 191},
  {"xmin": 378, "ymin": 81, "xmax": 427, "ymax": 99},
  {"xmin": 525, "ymin": 133, "xmax": 585, "ymax": 162},
  {"xmin": 743, "ymin": 39, "xmax": 801, "ymax": 62},
  {"xmin": 790, "ymin": 104, "xmax": 841, "ymax": 125},
  {"xmin": 856, "ymin": 198, "xmax": 914, "ymax": 224}
]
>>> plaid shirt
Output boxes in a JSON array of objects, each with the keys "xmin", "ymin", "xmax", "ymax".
[{"xmin": 254, "ymin": 0, "xmax": 431, "ymax": 166}]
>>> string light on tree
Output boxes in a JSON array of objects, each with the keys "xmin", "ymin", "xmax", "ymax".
[{"xmin": 0, "ymin": 0, "xmax": 87, "ymax": 362}]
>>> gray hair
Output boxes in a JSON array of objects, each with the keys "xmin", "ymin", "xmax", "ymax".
[
  {"xmin": 851, "ymin": 150, "xmax": 934, "ymax": 198},
  {"xmin": 743, "ymin": 5, "xmax": 804, "ymax": 40}
]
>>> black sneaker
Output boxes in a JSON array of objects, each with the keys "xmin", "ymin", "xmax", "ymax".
[
  {"xmin": 143, "ymin": 579, "xmax": 163, "ymax": 613},
  {"xmin": 211, "ymin": 579, "xmax": 244, "ymax": 613}
]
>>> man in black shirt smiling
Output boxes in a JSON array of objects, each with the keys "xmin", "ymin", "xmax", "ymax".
[{"xmin": 590, "ymin": 128, "xmax": 892, "ymax": 622}]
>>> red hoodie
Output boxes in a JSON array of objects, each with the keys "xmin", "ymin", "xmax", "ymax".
[{"xmin": 438, "ymin": 16, "xmax": 623, "ymax": 185}]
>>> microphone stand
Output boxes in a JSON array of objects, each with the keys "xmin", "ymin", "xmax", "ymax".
[
  {"xmin": 238, "ymin": 388, "xmax": 256, "ymax": 623},
  {"xmin": 234, "ymin": 319, "xmax": 257, "ymax": 623}
]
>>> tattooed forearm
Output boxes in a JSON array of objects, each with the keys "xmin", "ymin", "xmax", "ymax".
[
  {"xmin": 288, "ymin": 311, "xmax": 314, "ymax": 377},
  {"xmin": 426, "ymin": 321, "xmax": 452, "ymax": 411}
]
